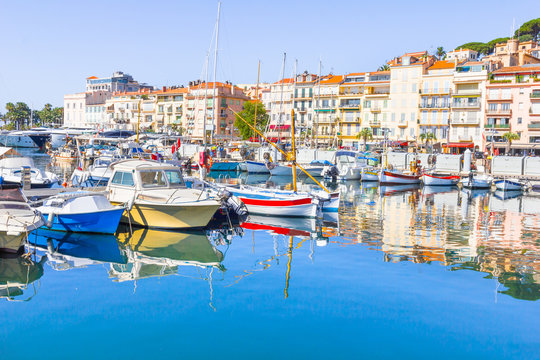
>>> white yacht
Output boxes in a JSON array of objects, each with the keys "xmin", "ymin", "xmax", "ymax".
[{"xmin": 0, "ymin": 157, "xmax": 59, "ymax": 188}]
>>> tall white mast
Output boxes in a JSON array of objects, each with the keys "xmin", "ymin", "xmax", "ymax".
[
  {"xmin": 211, "ymin": 1, "xmax": 221, "ymax": 145},
  {"xmin": 292, "ymin": 59, "xmax": 298, "ymax": 146},
  {"xmin": 278, "ymin": 52, "xmax": 286, "ymax": 141},
  {"xmin": 203, "ymin": 53, "xmax": 210, "ymax": 148},
  {"xmin": 315, "ymin": 58, "xmax": 322, "ymax": 149}
]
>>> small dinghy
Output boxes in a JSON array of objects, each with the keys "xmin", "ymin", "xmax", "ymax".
[
  {"xmin": 244, "ymin": 160, "xmax": 270, "ymax": 174},
  {"xmin": 37, "ymin": 191, "xmax": 125, "ymax": 234},
  {"xmin": 238, "ymin": 195, "xmax": 321, "ymax": 217},
  {"xmin": 422, "ymin": 173, "xmax": 460, "ymax": 186},
  {"xmin": 0, "ymin": 184, "xmax": 44, "ymax": 254},
  {"xmin": 379, "ymin": 169, "xmax": 421, "ymax": 185},
  {"xmin": 494, "ymin": 179, "xmax": 526, "ymax": 192}
]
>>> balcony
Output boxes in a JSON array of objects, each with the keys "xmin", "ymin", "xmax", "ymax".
[
  {"xmin": 484, "ymin": 123, "xmax": 510, "ymax": 129},
  {"xmin": 452, "ymin": 101, "xmax": 480, "ymax": 109},
  {"xmin": 398, "ymin": 121, "xmax": 408, "ymax": 128},
  {"xmin": 486, "ymin": 94, "xmax": 513, "ymax": 101},
  {"xmin": 369, "ymin": 120, "xmax": 381, "ymax": 127},
  {"xmin": 528, "ymin": 123, "xmax": 540, "ymax": 130},
  {"xmin": 454, "ymin": 89, "xmax": 481, "ymax": 96},
  {"xmin": 364, "ymin": 91, "xmax": 390, "ymax": 97},
  {"xmin": 486, "ymin": 108, "xmax": 512, "ymax": 116},
  {"xmin": 370, "ymin": 106, "xmax": 381, "ymax": 113},
  {"xmin": 531, "ymin": 92, "xmax": 540, "ymax": 99},
  {"xmin": 450, "ymin": 118, "xmax": 480, "ymax": 125},
  {"xmin": 339, "ymin": 102, "xmax": 361, "ymax": 110},
  {"xmin": 420, "ymin": 103, "xmax": 450, "ymax": 109},
  {"xmin": 420, "ymin": 89, "xmax": 452, "ymax": 95}
]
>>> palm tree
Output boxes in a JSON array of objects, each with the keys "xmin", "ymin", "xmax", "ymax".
[
  {"xmin": 502, "ymin": 131, "xmax": 519, "ymax": 154},
  {"xmin": 436, "ymin": 46, "xmax": 446, "ymax": 60},
  {"xmin": 356, "ymin": 128, "xmax": 373, "ymax": 151},
  {"xmin": 378, "ymin": 64, "xmax": 390, "ymax": 71},
  {"xmin": 419, "ymin": 132, "xmax": 437, "ymax": 152}
]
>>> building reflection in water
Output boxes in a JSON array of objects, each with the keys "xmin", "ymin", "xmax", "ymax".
[{"xmin": 339, "ymin": 182, "xmax": 540, "ymax": 301}]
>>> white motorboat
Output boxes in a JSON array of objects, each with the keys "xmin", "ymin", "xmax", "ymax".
[
  {"xmin": 49, "ymin": 127, "xmax": 93, "ymax": 148},
  {"xmin": 0, "ymin": 157, "xmax": 59, "ymax": 188},
  {"xmin": 107, "ymin": 159, "xmax": 221, "ymax": 229},
  {"xmin": 460, "ymin": 174, "xmax": 492, "ymax": 189},
  {"xmin": 422, "ymin": 173, "xmax": 460, "ymax": 186},
  {"xmin": 0, "ymin": 185, "xmax": 44, "ymax": 254},
  {"xmin": 494, "ymin": 179, "xmax": 526, "ymax": 192},
  {"xmin": 361, "ymin": 167, "xmax": 379, "ymax": 182},
  {"xmin": 323, "ymin": 151, "xmax": 368, "ymax": 181},
  {"xmin": 379, "ymin": 169, "xmax": 421, "ymax": 185}
]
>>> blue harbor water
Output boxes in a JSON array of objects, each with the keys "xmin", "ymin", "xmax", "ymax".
[{"xmin": 0, "ymin": 151, "xmax": 539, "ymax": 359}]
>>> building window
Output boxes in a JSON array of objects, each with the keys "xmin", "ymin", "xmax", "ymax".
[
  {"xmin": 519, "ymin": 102, "xmax": 524, "ymax": 110},
  {"xmin": 518, "ymin": 117, "xmax": 522, "ymax": 124}
]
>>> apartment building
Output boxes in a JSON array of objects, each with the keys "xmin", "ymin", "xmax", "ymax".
[
  {"xmin": 483, "ymin": 39, "xmax": 540, "ymax": 67},
  {"xmin": 419, "ymin": 60, "xmax": 454, "ymax": 145},
  {"xmin": 449, "ymin": 61, "xmax": 489, "ymax": 151},
  {"xmin": 389, "ymin": 52, "xmax": 435, "ymax": 142},
  {"xmin": 313, "ymin": 75, "xmax": 343, "ymax": 145},
  {"xmin": 486, "ymin": 64, "xmax": 540, "ymax": 154},
  {"xmin": 358, "ymin": 71, "xmax": 391, "ymax": 142}
]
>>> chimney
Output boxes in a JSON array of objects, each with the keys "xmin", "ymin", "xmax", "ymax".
[{"xmin": 162, "ymin": 86, "xmax": 166, "ymax": 91}]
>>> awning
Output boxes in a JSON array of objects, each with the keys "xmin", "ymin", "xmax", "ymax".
[
  {"xmin": 443, "ymin": 142, "xmax": 474, "ymax": 148},
  {"xmin": 269, "ymin": 124, "xmax": 291, "ymax": 130}
]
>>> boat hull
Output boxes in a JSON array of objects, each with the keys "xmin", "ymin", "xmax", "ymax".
[
  {"xmin": 269, "ymin": 164, "xmax": 292, "ymax": 176},
  {"xmin": 422, "ymin": 174, "xmax": 460, "ymax": 186},
  {"xmin": 244, "ymin": 161, "xmax": 270, "ymax": 174},
  {"xmin": 461, "ymin": 178, "xmax": 492, "ymax": 189},
  {"xmin": 494, "ymin": 179, "xmax": 523, "ymax": 191},
  {"xmin": 0, "ymin": 232, "xmax": 26, "ymax": 254},
  {"xmin": 119, "ymin": 201, "xmax": 221, "ymax": 229},
  {"xmin": 361, "ymin": 169, "xmax": 379, "ymax": 182},
  {"xmin": 0, "ymin": 135, "xmax": 37, "ymax": 148},
  {"xmin": 40, "ymin": 208, "xmax": 125, "ymax": 234},
  {"xmin": 379, "ymin": 170, "xmax": 421, "ymax": 185},
  {"xmin": 239, "ymin": 196, "xmax": 319, "ymax": 217}
]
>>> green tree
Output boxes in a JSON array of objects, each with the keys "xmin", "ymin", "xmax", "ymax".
[
  {"xmin": 377, "ymin": 64, "xmax": 390, "ymax": 71},
  {"xmin": 4, "ymin": 102, "xmax": 31, "ymax": 129},
  {"xmin": 515, "ymin": 18, "xmax": 540, "ymax": 41},
  {"xmin": 234, "ymin": 101, "xmax": 269, "ymax": 140},
  {"xmin": 355, "ymin": 127, "xmax": 373, "ymax": 151},
  {"xmin": 502, "ymin": 131, "xmax": 519, "ymax": 154},
  {"xmin": 435, "ymin": 46, "xmax": 446, "ymax": 60},
  {"xmin": 36, "ymin": 103, "xmax": 63, "ymax": 126},
  {"xmin": 419, "ymin": 132, "xmax": 437, "ymax": 151}
]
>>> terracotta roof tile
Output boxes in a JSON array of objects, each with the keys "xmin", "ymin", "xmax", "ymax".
[{"xmin": 428, "ymin": 60, "xmax": 456, "ymax": 70}]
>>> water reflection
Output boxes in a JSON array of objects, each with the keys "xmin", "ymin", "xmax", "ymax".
[
  {"xmin": 0, "ymin": 254, "xmax": 46, "ymax": 301},
  {"xmin": 338, "ymin": 181, "xmax": 540, "ymax": 301}
]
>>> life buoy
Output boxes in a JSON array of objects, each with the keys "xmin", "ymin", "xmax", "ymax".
[{"xmin": 207, "ymin": 155, "xmax": 213, "ymax": 170}]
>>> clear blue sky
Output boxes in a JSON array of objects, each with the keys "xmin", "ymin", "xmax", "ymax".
[{"xmin": 0, "ymin": 0, "xmax": 538, "ymax": 110}]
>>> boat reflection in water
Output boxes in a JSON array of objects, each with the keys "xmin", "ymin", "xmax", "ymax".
[
  {"xmin": 111, "ymin": 226, "xmax": 224, "ymax": 280},
  {"xmin": 0, "ymin": 254, "xmax": 47, "ymax": 301},
  {"xmin": 29, "ymin": 228, "xmax": 127, "ymax": 270}
]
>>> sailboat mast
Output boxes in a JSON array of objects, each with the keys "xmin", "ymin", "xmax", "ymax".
[
  {"xmin": 278, "ymin": 52, "xmax": 286, "ymax": 142},
  {"xmin": 315, "ymin": 59, "xmax": 321, "ymax": 149},
  {"xmin": 211, "ymin": 1, "xmax": 221, "ymax": 145},
  {"xmin": 292, "ymin": 59, "xmax": 298, "ymax": 149},
  {"xmin": 203, "ymin": 53, "xmax": 210, "ymax": 148},
  {"xmin": 253, "ymin": 60, "xmax": 260, "ymax": 142}
]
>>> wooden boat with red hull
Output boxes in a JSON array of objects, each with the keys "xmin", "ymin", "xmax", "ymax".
[
  {"xmin": 422, "ymin": 173, "xmax": 460, "ymax": 186},
  {"xmin": 379, "ymin": 170, "xmax": 421, "ymax": 185}
]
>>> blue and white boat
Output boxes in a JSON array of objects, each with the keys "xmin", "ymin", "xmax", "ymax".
[
  {"xmin": 37, "ymin": 192, "xmax": 124, "ymax": 234},
  {"xmin": 244, "ymin": 160, "xmax": 270, "ymax": 174},
  {"xmin": 494, "ymin": 179, "xmax": 526, "ymax": 192}
]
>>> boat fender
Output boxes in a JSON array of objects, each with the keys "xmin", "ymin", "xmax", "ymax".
[
  {"xmin": 126, "ymin": 197, "xmax": 135, "ymax": 211},
  {"xmin": 46, "ymin": 212, "xmax": 56, "ymax": 228}
]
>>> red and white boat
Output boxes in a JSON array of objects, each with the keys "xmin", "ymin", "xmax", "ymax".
[
  {"xmin": 238, "ymin": 196, "xmax": 320, "ymax": 218},
  {"xmin": 422, "ymin": 173, "xmax": 460, "ymax": 186},
  {"xmin": 379, "ymin": 170, "xmax": 421, "ymax": 185}
]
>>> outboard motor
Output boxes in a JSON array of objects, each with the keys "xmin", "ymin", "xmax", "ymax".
[{"xmin": 323, "ymin": 165, "xmax": 339, "ymax": 182}]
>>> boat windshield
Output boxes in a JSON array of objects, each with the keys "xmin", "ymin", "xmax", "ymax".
[
  {"xmin": 140, "ymin": 170, "xmax": 167, "ymax": 188},
  {"xmin": 164, "ymin": 170, "xmax": 185, "ymax": 187}
]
